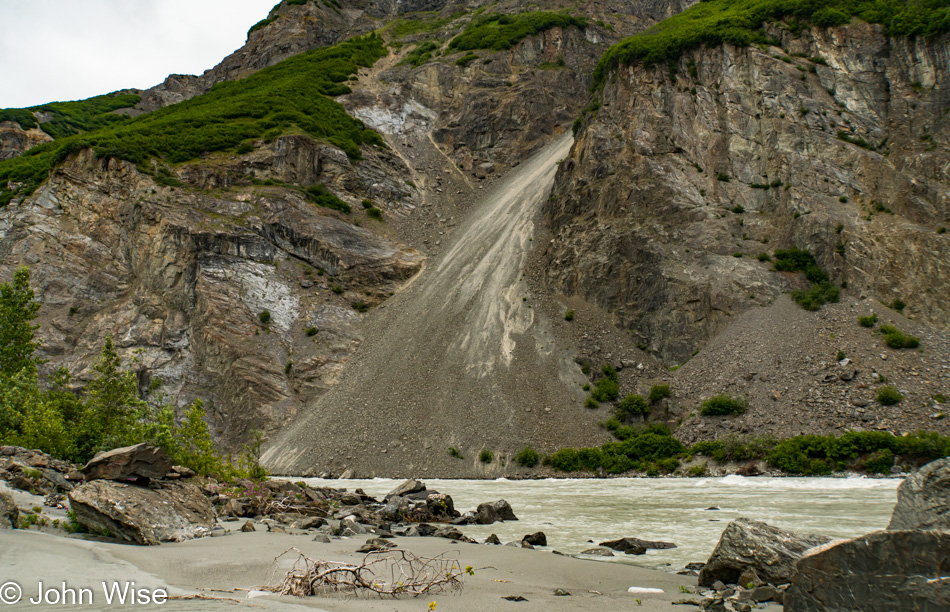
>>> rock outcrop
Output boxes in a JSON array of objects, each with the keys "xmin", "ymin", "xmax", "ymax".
[
  {"xmin": 0, "ymin": 121, "xmax": 53, "ymax": 160},
  {"xmin": 0, "ymin": 135, "xmax": 422, "ymax": 448},
  {"xmin": 785, "ymin": 530, "xmax": 950, "ymax": 612},
  {"xmin": 68, "ymin": 480, "xmax": 214, "ymax": 545},
  {"xmin": 698, "ymin": 518, "xmax": 831, "ymax": 587},
  {"xmin": 887, "ymin": 457, "xmax": 950, "ymax": 531},
  {"xmin": 0, "ymin": 491, "xmax": 17, "ymax": 529},
  {"xmin": 82, "ymin": 444, "xmax": 173, "ymax": 482}
]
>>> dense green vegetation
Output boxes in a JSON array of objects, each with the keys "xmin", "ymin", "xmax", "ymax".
[
  {"xmin": 0, "ymin": 35, "xmax": 386, "ymax": 207},
  {"xmin": 0, "ymin": 93, "xmax": 141, "ymax": 140},
  {"xmin": 547, "ymin": 425, "xmax": 950, "ymax": 476},
  {"xmin": 0, "ymin": 268, "xmax": 265, "ymax": 479},
  {"xmin": 449, "ymin": 11, "xmax": 587, "ymax": 52},
  {"xmin": 587, "ymin": 364, "xmax": 619, "ymax": 404},
  {"xmin": 592, "ymin": 0, "xmax": 950, "ymax": 89},
  {"xmin": 515, "ymin": 446, "xmax": 540, "ymax": 467}
]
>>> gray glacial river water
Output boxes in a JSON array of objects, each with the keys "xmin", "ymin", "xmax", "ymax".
[{"xmin": 296, "ymin": 475, "xmax": 900, "ymax": 571}]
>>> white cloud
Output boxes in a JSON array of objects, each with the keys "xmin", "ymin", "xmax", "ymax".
[{"xmin": 0, "ymin": 0, "xmax": 277, "ymax": 108}]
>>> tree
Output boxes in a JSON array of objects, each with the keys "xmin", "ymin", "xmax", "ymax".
[
  {"xmin": 0, "ymin": 267, "xmax": 42, "ymax": 376},
  {"xmin": 79, "ymin": 336, "xmax": 145, "ymax": 459}
]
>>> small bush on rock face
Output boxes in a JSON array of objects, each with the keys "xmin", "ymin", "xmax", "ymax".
[
  {"xmin": 876, "ymin": 386, "xmax": 902, "ymax": 406},
  {"xmin": 699, "ymin": 395, "xmax": 748, "ymax": 416},
  {"xmin": 890, "ymin": 298, "xmax": 906, "ymax": 312},
  {"xmin": 448, "ymin": 447, "xmax": 464, "ymax": 459},
  {"xmin": 564, "ymin": 309, "xmax": 574, "ymax": 321},
  {"xmin": 858, "ymin": 313, "xmax": 877, "ymax": 327},
  {"xmin": 619, "ymin": 394, "xmax": 649, "ymax": 414},
  {"xmin": 259, "ymin": 310, "xmax": 271, "ymax": 325},
  {"xmin": 877, "ymin": 324, "xmax": 919, "ymax": 349},
  {"xmin": 648, "ymin": 384, "xmax": 671, "ymax": 403},
  {"xmin": 479, "ymin": 449, "xmax": 493, "ymax": 463},
  {"xmin": 515, "ymin": 446, "xmax": 539, "ymax": 467}
]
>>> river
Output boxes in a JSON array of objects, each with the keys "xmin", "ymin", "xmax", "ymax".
[{"xmin": 293, "ymin": 475, "xmax": 900, "ymax": 571}]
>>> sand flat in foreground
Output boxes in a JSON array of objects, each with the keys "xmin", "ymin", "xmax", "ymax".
[{"xmin": 0, "ymin": 529, "xmax": 698, "ymax": 610}]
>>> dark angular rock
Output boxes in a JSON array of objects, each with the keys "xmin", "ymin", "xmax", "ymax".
[
  {"xmin": 580, "ymin": 547, "xmax": 615, "ymax": 557},
  {"xmin": 82, "ymin": 443, "xmax": 173, "ymax": 482},
  {"xmin": 698, "ymin": 518, "xmax": 831, "ymax": 587},
  {"xmin": 434, "ymin": 525, "xmax": 464, "ymax": 540},
  {"xmin": 522, "ymin": 531, "xmax": 547, "ymax": 547},
  {"xmin": 475, "ymin": 499, "xmax": 517, "ymax": 524},
  {"xmin": 240, "ymin": 520, "xmax": 256, "ymax": 532},
  {"xmin": 68, "ymin": 480, "xmax": 214, "ymax": 545},
  {"xmin": 599, "ymin": 536, "xmax": 676, "ymax": 552},
  {"xmin": 785, "ymin": 530, "xmax": 950, "ymax": 611},
  {"xmin": 485, "ymin": 533, "xmax": 501, "ymax": 545},
  {"xmin": 887, "ymin": 457, "xmax": 950, "ymax": 531}
]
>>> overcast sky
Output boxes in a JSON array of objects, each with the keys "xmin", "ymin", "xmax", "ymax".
[{"xmin": 0, "ymin": 0, "xmax": 277, "ymax": 108}]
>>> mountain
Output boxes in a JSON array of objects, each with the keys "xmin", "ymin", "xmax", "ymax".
[{"xmin": 0, "ymin": 0, "xmax": 948, "ymax": 477}]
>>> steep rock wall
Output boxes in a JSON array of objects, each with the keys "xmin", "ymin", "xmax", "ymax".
[{"xmin": 544, "ymin": 22, "xmax": 950, "ymax": 364}]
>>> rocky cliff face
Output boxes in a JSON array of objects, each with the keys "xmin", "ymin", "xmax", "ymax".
[
  {"xmin": 0, "ymin": 137, "xmax": 421, "ymax": 445},
  {"xmin": 544, "ymin": 22, "xmax": 950, "ymax": 365}
]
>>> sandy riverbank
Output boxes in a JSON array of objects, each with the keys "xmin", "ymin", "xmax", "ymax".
[{"xmin": 0, "ymin": 526, "xmax": 719, "ymax": 611}]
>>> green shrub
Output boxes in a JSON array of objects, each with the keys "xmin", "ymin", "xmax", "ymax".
[
  {"xmin": 590, "ymin": 366, "xmax": 619, "ymax": 402},
  {"xmin": 716, "ymin": 173, "xmax": 730, "ymax": 182},
  {"xmin": 331, "ymin": 285, "xmax": 343, "ymax": 294},
  {"xmin": 731, "ymin": 205, "xmax": 745, "ymax": 214},
  {"xmin": 564, "ymin": 309, "xmax": 574, "ymax": 321},
  {"xmin": 584, "ymin": 396, "xmax": 599, "ymax": 409},
  {"xmin": 890, "ymin": 298, "xmax": 906, "ymax": 312},
  {"xmin": 861, "ymin": 449, "xmax": 894, "ymax": 474},
  {"xmin": 773, "ymin": 247, "xmax": 828, "ymax": 283},
  {"xmin": 858, "ymin": 313, "xmax": 877, "ymax": 327},
  {"xmin": 448, "ymin": 447, "xmax": 464, "ymax": 459},
  {"xmin": 449, "ymin": 11, "xmax": 587, "ymax": 52},
  {"xmin": 648, "ymin": 384, "xmax": 671, "ymax": 403},
  {"xmin": 515, "ymin": 446, "xmax": 540, "ymax": 467},
  {"xmin": 699, "ymin": 394, "xmax": 748, "ymax": 416},
  {"xmin": 351, "ymin": 301, "xmax": 369, "ymax": 313},
  {"xmin": 619, "ymin": 394, "xmax": 649, "ymax": 414},
  {"xmin": 236, "ymin": 142, "xmax": 254, "ymax": 154},
  {"xmin": 877, "ymin": 324, "xmax": 919, "ymax": 349},
  {"xmin": 306, "ymin": 184, "xmax": 351, "ymax": 214},
  {"xmin": 877, "ymin": 386, "xmax": 902, "ymax": 405},
  {"xmin": 455, "ymin": 53, "xmax": 479, "ymax": 67},
  {"xmin": 479, "ymin": 448, "xmax": 493, "ymax": 463},
  {"xmin": 757, "ymin": 252, "xmax": 771, "ymax": 262},
  {"xmin": 687, "ymin": 462, "xmax": 707, "ymax": 476},
  {"xmin": 259, "ymin": 310, "xmax": 271, "ymax": 325},
  {"xmin": 791, "ymin": 281, "xmax": 840, "ymax": 311},
  {"xmin": 305, "ymin": 326, "xmax": 318, "ymax": 336},
  {"xmin": 399, "ymin": 41, "xmax": 440, "ymax": 68},
  {"xmin": 366, "ymin": 206, "xmax": 383, "ymax": 220}
]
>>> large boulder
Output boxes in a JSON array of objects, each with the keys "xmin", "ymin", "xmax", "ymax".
[
  {"xmin": 385, "ymin": 478, "xmax": 425, "ymax": 500},
  {"xmin": 426, "ymin": 493, "xmax": 459, "ymax": 518},
  {"xmin": 785, "ymin": 530, "xmax": 950, "ymax": 611},
  {"xmin": 82, "ymin": 443, "xmax": 173, "ymax": 482},
  {"xmin": 0, "ymin": 491, "xmax": 18, "ymax": 529},
  {"xmin": 887, "ymin": 457, "xmax": 950, "ymax": 531},
  {"xmin": 699, "ymin": 518, "xmax": 832, "ymax": 587},
  {"xmin": 475, "ymin": 500, "xmax": 518, "ymax": 524},
  {"xmin": 68, "ymin": 480, "xmax": 214, "ymax": 545}
]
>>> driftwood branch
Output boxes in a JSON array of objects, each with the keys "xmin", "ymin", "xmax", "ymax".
[{"xmin": 261, "ymin": 547, "xmax": 469, "ymax": 598}]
